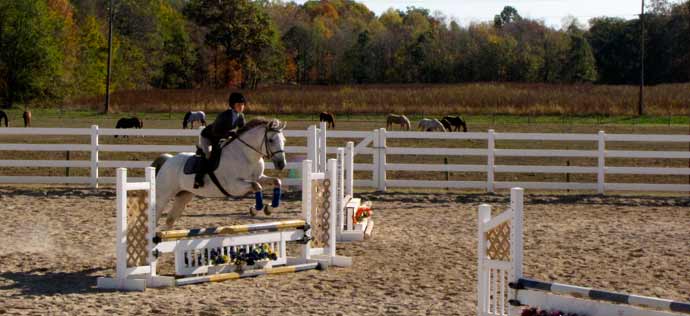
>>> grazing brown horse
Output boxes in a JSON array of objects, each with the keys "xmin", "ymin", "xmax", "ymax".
[
  {"xmin": 386, "ymin": 114, "xmax": 411, "ymax": 130},
  {"xmin": 319, "ymin": 112, "xmax": 335, "ymax": 128},
  {"xmin": 442, "ymin": 116, "xmax": 468, "ymax": 132},
  {"xmin": 115, "ymin": 117, "xmax": 143, "ymax": 138},
  {"xmin": 22, "ymin": 111, "xmax": 31, "ymax": 127},
  {"xmin": 0, "ymin": 110, "xmax": 7, "ymax": 127}
]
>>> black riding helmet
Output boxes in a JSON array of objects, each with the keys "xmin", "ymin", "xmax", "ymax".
[{"xmin": 228, "ymin": 92, "xmax": 246, "ymax": 108}]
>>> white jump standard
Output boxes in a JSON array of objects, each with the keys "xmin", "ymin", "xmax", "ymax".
[
  {"xmin": 477, "ymin": 188, "xmax": 690, "ymax": 316},
  {"xmin": 98, "ymin": 159, "xmax": 350, "ymax": 291},
  {"xmin": 308, "ymin": 122, "xmax": 374, "ymax": 241}
]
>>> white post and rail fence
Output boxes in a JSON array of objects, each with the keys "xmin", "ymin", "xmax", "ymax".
[{"xmin": 1, "ymin": 124, "xmax": 690, "ymax": 193}]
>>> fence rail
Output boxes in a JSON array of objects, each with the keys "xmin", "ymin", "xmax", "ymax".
[{"xmin": 1, "ymin": 126, "xmax": 689, "ymax": 193}]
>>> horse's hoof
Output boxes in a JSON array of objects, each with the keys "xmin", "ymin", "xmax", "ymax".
[
  {"xmin": 249, "ymin": 206, "xmax": 257, "ymax": 217},
  {"xmin": 263, "ymin": 205, "xmax": 272, "ymax": 216}
]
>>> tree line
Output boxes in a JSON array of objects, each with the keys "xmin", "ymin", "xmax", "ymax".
[{"xmin": 1, "ymin": 0, "xmax": 689, "ymax": 108}]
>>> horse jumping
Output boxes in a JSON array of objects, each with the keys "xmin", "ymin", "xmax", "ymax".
[
  {"xmin": 96, "ymin": 161, "xmax": 351, "ymax": 290},
  {"xmin": 115, "ymin": 117, "xmax": 143, "ymax": 138},
  {"xmin": 23, "ymin": 111, "xmax": 31, "ymax": 127},
  {"xmin": 417, "ymin": 118, "xmax": 446, "ymax": 132},
  {"xmin": 0, "ymin": 110, "xmax": 7, "ymax": 127},
  {"xmin": 320, "ymin": 112, "xmax": 335, "ymax": 128},
  {"xmin": 386, "ymin": 114, "xmax": 411, "ymax": 131},
  {"xmin": 442, "ymin": 115, "xmax": 467, "ymax": 132},
  {"xmin": 152, "ymin": 118, "xmax": 287, "ymax": 228},
  {"xmin": 182, "ymin": 111, "xmax": 206, "ymax": 129}
]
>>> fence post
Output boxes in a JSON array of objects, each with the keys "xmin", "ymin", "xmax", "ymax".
[
  {"xmin": 487, "ymin": 130, "xmax": 495, "ymax": 193},
  {"xmin": 345, "ymin": 141, "xmax": 354, "ymax": 197},
  {"xmin": 319, "ymin": 122, "xmax": 327, "ymax": 172},
  {"xmin": 307, "ymin": 125, "xmax": 317, "ymax": 173},
  {"xmin": 374, "ymin": 128, "xmax": 387, "ymax": 191},
  {"xmin": 91, "ymin": 125, "xmax": 99, "ymax": 188},
  {"xmin": 597, "ymin": 130, "xmax": 606, "ymax": 194},
  {"xmin": 372, "ymin": 129, "xmax": 379, "ymax": 191}
]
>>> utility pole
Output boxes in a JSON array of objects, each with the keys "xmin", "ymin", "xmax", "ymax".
[
  {"xmin": 638, "ymin": 0, "xmax": 645, "ymax": 116},
  {"xmin": 104, "ymin": 0, "xmax": 114, "ymax": 114}
]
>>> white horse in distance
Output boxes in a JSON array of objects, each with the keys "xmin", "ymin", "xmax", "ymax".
[
  {"xmin": 183, "ymin": 111, "xmax": 206, "ymax": 129},
  {"xmin": 417, "ymin": 118, "xmax": 447, "ymax": 132}
]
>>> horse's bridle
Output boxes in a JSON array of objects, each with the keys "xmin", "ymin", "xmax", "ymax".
[{"xmin": 232, "ymin": 125, "xmax": 284, "ymax": 160}]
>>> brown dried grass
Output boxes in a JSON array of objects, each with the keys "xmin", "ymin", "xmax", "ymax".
[{"xmin": 65, "ymin": 83, "xmax": 690, "ymax": 116}]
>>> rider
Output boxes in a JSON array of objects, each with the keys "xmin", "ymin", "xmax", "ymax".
[{"xmin": 195, "ymin": 92, "xmax": 246, "ymax": 188}]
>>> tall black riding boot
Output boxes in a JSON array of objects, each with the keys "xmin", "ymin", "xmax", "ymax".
[{"xmin": 194, "ymin": 157, "xmax": 207, "ymax": 188}]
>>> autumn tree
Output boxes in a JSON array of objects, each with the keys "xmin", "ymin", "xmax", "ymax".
[
  {"xmin": 185, "ymin": 0, "xmax": 283, "ymax": 88},
  {"xmin": 0, "ymin": 1, "xmax": 64, "ymax": 108}
]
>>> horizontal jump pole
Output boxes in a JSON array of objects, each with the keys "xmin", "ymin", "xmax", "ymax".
[
  {"xmin": 175, "ymin": 262, "xmax": 320, "ymax": 286},
  {"xmin": 510, "ymin": 278, "xmax": 690, "ymax": 315},
  {"xmin": 154, "ymin": 219, "xmax": 308, "ymax": 242}
]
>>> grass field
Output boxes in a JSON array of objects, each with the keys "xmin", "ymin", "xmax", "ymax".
[{"xmin": 58, "ymin": 83, "xmax": 690, "ymax": 117}]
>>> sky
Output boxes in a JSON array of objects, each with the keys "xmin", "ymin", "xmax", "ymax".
[{"xmin": 294, "ymin": 0, "xmax": 646, "ymax": 28}]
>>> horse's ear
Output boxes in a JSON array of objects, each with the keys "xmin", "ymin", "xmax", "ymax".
[{"xmin": 279, "ymin": 121, "xmax": 287, "ymax": 130}]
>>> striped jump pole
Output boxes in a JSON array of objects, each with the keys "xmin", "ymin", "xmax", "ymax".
[
  {"xmin": 154, "ymin": 219, "xmax": 309, "ymax": 242},
  {"xmin": 176, "ymin": 262, "xmax": 320, "ymax": 286},
  {"xmin": 477, "ymin": 187, "xmax": 690, "ymax": 316},
  {"xmin": 509, "ymin": 278, "xmax": 690, "ymax": 315}
]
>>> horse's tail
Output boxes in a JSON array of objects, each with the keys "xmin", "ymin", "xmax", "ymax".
[
  {"xmin": 151, "ymin": 153, "xmax": 173, "ymax": 175},
  {"xmin": 0, "ymin": 112, "xmax": 7, "ymax": 127},
  {"xmin": 183, "ymin": 112, "xmax": 190, "ymax": 129}
]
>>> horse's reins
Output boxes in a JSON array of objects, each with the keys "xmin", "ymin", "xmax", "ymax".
[{"xmin": 233, "ymin": 127, "xmax": 284, "ymax": 159}]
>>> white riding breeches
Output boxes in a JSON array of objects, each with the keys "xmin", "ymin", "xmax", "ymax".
[{"xmin": 199, "ymin": 136, "xmax": 213, "ymax": 159}]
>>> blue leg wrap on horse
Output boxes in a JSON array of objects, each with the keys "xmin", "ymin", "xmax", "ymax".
[
  {"xmin": 272, "ymin": 187, "xmax": 281, "ymax": 208},
  {"xmin": 254, "ymin": 192, "xmax": 264, "ymax": 210}
]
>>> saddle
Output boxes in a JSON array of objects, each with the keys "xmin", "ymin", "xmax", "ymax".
[{"xmin": 186, "ymin": 143, "xmax": 224, "ymax": 189}]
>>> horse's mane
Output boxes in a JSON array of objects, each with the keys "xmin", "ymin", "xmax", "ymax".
[{"xmin": 236, "ymin": 118, "xmax": 277, "ymax": 136}]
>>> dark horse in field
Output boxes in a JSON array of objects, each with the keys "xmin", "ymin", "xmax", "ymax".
[
  {"xmin": 23, "ymin": 111, "xmax": 31, "ymax": 127},
  {"xmin": 115, "ymin": 117, "xmax": 143, "ymax": 138},
  {"xmin": 319, "ymin": 112, "xmax": 335, "ymax": 128},
  {"xmin": 439, "ymin": 118, "xmax": 452, "ymax": 131},
  {"xmin": 0, "ymin": 110, "xmax": 7, "ymax": 127},
  {"xmin": 442, "ymin": 116, "xmax": 468, "ymax": 132}
]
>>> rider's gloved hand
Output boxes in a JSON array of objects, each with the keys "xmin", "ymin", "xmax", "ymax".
[{"xmin": 226, "ymin": 131, "xmax": 238, "ymax": 139}]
